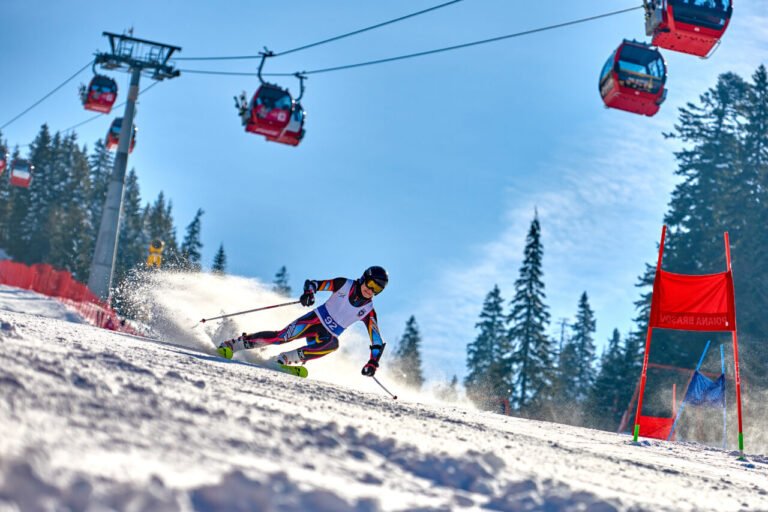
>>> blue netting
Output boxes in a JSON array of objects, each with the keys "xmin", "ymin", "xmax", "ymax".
[{"xmin": 683, "ymin": 371, "xmax": 725, "ymax": 408}]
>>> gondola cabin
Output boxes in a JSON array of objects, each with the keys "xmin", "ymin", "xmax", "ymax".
[
  {"xmin": 244, "ymin": 84, "xmax": 293, "ymax": 138},
  {"xmin": 9, "ymin": 159, "xmax": 33, "ymax": 188},
  {"xmin": 82, "ymin": 75, "xmax": 118, "ymax": 114},
  {"xmin": 105, "ymin": 118, "xmax": 137, "ymax": 153},
  {"xmin": 599, "ymin": 40, "xmax": 667, "ymax": 117},
  {"xmin": 645, "ymin": 0, "xmax": 733, "ymax": 57},
  {"xmin": 0, "ymin": 154, "xmax": 6, "ymax": 176},
  {"xmin": 267, "ymin": 103, "xmax": 306, "ymax": 147}
]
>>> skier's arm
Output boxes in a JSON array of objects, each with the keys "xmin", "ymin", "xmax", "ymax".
[
  {"xmin": 361, "ymin": 310, "xmax": 385, "ymax": 376},
  {"xmin": 304, "ymin": 277, "xmax": 347, "ymax": 294},
  {"xmin": 300, "ymin": 278, "xmax": 346, "ymax": 307}
]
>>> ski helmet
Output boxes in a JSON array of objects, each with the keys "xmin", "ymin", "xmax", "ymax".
[{"xmin": 361, "ymin": 265, "xmax": 388, "ymax": 295}]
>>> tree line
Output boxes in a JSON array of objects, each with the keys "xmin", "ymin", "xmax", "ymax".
[{"xmin": 0, "ymin": 125, "xmax": 224, "ymax": 283}]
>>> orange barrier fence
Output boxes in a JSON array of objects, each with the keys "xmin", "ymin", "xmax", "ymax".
[{"xmin": 0, "ymin": 260, "xmax": 136, "ymax": 334}]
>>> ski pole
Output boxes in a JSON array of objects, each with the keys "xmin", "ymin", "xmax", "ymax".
[
  {"xmin": 372, "ymin": 375, "xmax": 398, "ymax": 400},
  {"xmin": 198, "ymin": 300, "xmax": 301, "ymax": 324}
]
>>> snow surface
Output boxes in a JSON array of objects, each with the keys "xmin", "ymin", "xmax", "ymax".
[{"xmin": 1, "ymin": 273, "xmax": 768, "ymax": 511}]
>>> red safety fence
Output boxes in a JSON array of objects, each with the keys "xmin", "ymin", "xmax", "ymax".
[{"xmin": 0, "ymin": 260, "xmax": 136, "ymax": 334}]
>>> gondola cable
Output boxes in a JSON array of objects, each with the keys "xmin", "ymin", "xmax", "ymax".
[
  {"xmin": 1, "ymin": 60, "xmax": 94, "ymax": 131},
  {"xmin": 179, "ymin": 5, "xmax": 644, "ymax": 77},
  {"xmin": 174, "ymin": 0, "xmax": 466, "ymax": 61}
]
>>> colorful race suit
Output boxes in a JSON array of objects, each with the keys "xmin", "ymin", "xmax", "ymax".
[{"xmin": 240, "ymin": 277, "xmax": 385, "ymax": 365}]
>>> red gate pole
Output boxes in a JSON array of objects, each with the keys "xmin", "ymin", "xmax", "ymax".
[
  {"xmin": 633, "ymin": 225, "xmax": 666, "ymax": 442},
  {"xmin": 724, "ymin": 232, "xmax": 744, "ymax": 456}
]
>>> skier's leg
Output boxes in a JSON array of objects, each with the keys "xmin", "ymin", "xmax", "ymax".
[
  {"xmin": 217, "ymin": 310, "xmax": 319, "ymax": 359},
  {"xmin": 244, "ymin": 310, "xmax": 322, "ymax": 346},
  {"xmin": 276, "ymin": 329, "xmax": 339, "ymax": 366}
]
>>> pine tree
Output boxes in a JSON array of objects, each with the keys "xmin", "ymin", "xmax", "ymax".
[
  {"xmin": 180, "ymin": 208, "xmax": 204, "ymax": 271},
  {"xmin": 736, "ymin": 65, "xmax": 768, "ymax": 339},
  {"xmin": 4, "ymin": 147, "xmax": 29, "ymax": 260},
  {"xmin": 212, "ymin": 244, "xmax": 227, "ymax": 274},
  {"xmin": 45, "ymin": 135, "xmax": 94, "ymax": 280},
  {"xmin": 272, "ymin": 266, "xmax": 291, "ymax": 296},
  {"xmin": 465, "ymin": 285, "xmax": 510, "ymax": 409},
  {"xmin": 15, "ymin": 125, "xmax": 54, "ymax": 263},
  {"xmin": 0, "ymin": 132, "xmax": 13, "ymax": 249},
  {"xmin": 507, "ymin": 214, "xmax": 554, "ymax": 413},
  {"xmin": 394, "ymin": 315, "xmax": 425, "ymax": 389},
  {"xmin": 88, "ymin": 138, "xmax": 114, "ymax": 242},
  {"xmin": 569, "ymin": 292, "xmax": 597, "ymax": 400},
  {"xmin": 115, "ymin": 169, "xmax": 147, "ymax": 281},
  {"xmin": 551, "ymin": 293, "xmax": 596, "ymax": 412},
  {"xmin": 585, "ymin": 329, "xmax": 627, "ymax": 431}
]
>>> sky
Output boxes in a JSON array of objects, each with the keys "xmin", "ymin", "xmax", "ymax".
[{"xmin": 2, "ymin": 0, "xmax": 767, "ymax": 382}]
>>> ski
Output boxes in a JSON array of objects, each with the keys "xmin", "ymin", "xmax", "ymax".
[
  {"xmin": 213, "ymin": 346, "xmax": 308, "ymax": 378},
  {"xmin": 274, "ymin": 363, "xmax": 309, "ymax": 378}
]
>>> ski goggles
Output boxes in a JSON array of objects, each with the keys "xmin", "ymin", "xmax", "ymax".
[{"xmin": 364, "ymin": 278, "xmax": 385, "ymax": 295}]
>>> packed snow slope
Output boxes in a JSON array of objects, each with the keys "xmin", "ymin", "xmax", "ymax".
[{"xmin": 1, "ymin": 274, "xmax": 767, "ymax": 511}]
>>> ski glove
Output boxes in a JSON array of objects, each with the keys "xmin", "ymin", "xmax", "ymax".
[
  {"xmin": 300, "ymin": 291, "xmax": 315, "ymax": 307},
  {"xmin": 361, "ymin": 360, "xmax": 378, "ymax": 377},
  {"xmin": 301, "ymin": 279, "xmax": 317, "ymax": 307}
]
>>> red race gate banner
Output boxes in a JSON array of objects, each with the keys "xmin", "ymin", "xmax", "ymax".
[{"xmin": 649, "ymin": 269, "xmax": 736, "ymax": 331}]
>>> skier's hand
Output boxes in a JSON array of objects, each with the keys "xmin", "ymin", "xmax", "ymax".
[
  {"xmin": 301, "ymin": 279, "xmax": 317, "ymax": 307},
  {"xmin": 300, "ymin": 291, "xmax": 315, "ymax": 307},
  {"xmin": 361, "ymin": 360, "xmax": 378, "ymax": 377}
]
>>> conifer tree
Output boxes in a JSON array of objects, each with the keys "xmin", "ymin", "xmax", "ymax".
[
  {"xmin": 394, "ymin": 315, "xmax": 425, "ymax": 389},
  {"xmin": 736, "ymin": 65, "xmax": 768, "ymax": 339},
  {"xmin": 180, "ymin": 208, "xmax": 204, "ymax": 271},
  {"xmin": 552, "ymin": 335, "xmax": 579, "ymax": 407},
  {"xmin": 585, "ymin": 329, "xmax": 626, "ymax": 430},
  {"xmin": 507, "ymin": 214, "xmax": 554, "ymax": 412},
  {"xmin": 88, "ymin": 138, "xmax": 114, "ymax": 241},
  {"xmin": 272, "ymin": 266, "xmax": 291, "ymax": 296},
  {"xmin": 115, "ymin": 169, "xmax": 147, "ymax": 281},
  {"xmin": 16, "ymin": 125, "xmax": 54, "ymax": 263},
  {"xmin": 212, "ymin": 244, "xmax": 227, "ymax": 274},
  {"xmin": 46, "ymin": 135, "xmax": 94, "ymax": 280},
  {"xmin": 569, "ymin": 292, "xmax": 597, "ymax": 400},
  {"xmin": 465, "ymin": 285, "xmax": 510, "ymax": 408},
  {"xmin": 4, "ymin": 147, "xmax": 28, "ymax": 260},
  {"xmin": 0, "ymin": 132, "xmax": 13, "ymax": 248}
]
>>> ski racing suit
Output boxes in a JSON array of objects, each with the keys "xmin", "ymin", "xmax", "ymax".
[{"xmin": 240, "ymin": 277, "xmax": 385, "ymax": 365}]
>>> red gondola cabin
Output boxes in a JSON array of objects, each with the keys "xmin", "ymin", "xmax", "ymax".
[
  {"xmin": 106, "ymin": 118, "xmax": 137, "ymax": 153},
  {"xmin": 599, "ymin": 40, "xmax": 668, "ymax": 117},
  {"xmin": 9, "ymin": 159, "xmax": 33, "ymax": 188},
  {"xmin": 645, "ymin": 0, "xmax": 733, "ymax": 57},
  {"xmin": 0, "ymin": 154, "xmax": 6, "ymax": 176},
  {"xmin": 266, "ymin": 103, "xmax": 306, "ymax": 147},
  {"xmin": 244, "ymin": 85, "xmax": 293, "ymax": 138},
  {"xmin": 81, "ymin": 75, "xmax": 118, "ymax": 114}
]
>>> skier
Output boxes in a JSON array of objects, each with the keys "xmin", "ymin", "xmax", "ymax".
[{"xmin": 217, "ymin": 266, "xmax": 389, "ymax": 377}]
